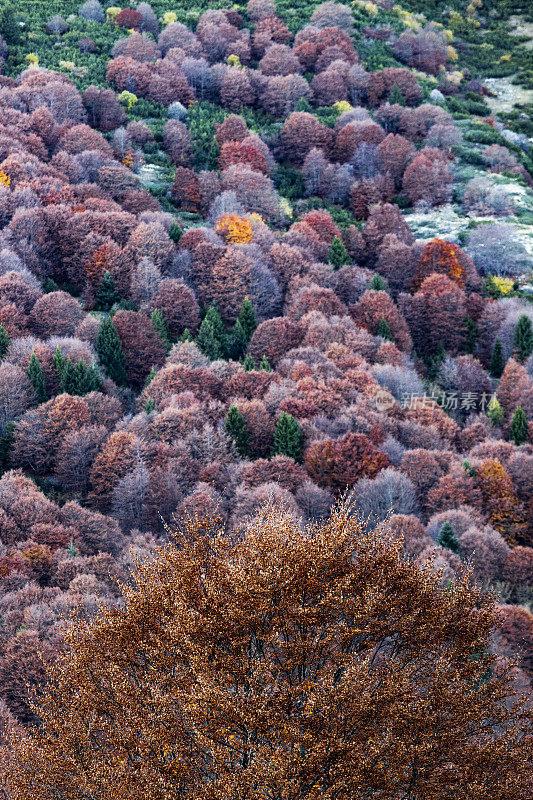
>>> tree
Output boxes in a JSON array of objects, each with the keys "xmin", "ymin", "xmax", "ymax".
[
  {"xmin": 94, "ymin": 272, "xmax": 120, "ymax": 312},
  {"xmin": 510, "ymin": 407, "xmax": 528, "ymax": 446},
  {"xmin": 224, "ymin": 404, "xmax": 248, "ymax": 457},
  {"xmin": 437, "ymin": 520, "xmax": 460, "ymax": 554},
  {"xmin": 305, "ymin": 433, "xmax": 389, "ymax": 494},
  {"xmin": 196, "ymin": 306, "xmax": 228, "ymax": 361},
  {"xmin": 113, "ymin": 311, "xmax": 166, "ymax": 388},
  {"xmin": 514, "ymin": 314, "xmax": 533, "ymax": 363},
  {"xmin": 95, "ymin": 317, "xmax": 127, "ymax": 385},
  {"xmin": 4, "ymin": 502, "xmax": 532, "ymax": 800},
  {"xmin": 151, "ymin": 310, "xmax": 172, "ymax": 352},
  {"xmin": 327, "ymin": 236, "xmax": 350, "ymax": 270},
  {"xmin": 490, "ymin": 339, "xmax": 505, "ymax": 379},
  {"xmin": 272, "ymin": 412, "xmax": 303, "ymax": 462},
  {"xmin": 0, "ymin": 322, "xmax": 10, "ymax": 359},
  {"xmin": 238, "ymin": 297, "xmax": 257, "ymax": 343},
  {"xmin": 487, "ymin": 395, "xmax": 504, "ymax": 427},
  {"xmin": 27, "ymin": 354, "xmax": 47, "ymax": 405},
  {"xmin": 377, "ymin": 317, "xmax": 393, "ymax": 341}
]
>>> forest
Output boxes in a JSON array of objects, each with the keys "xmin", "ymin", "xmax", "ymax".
[{"xmin": 0, "ymin": 0, "xmax": 532, "ymax": 795}]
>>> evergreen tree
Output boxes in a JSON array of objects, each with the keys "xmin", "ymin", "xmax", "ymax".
[
  {"xmin": 514, "ymin": 314, "xmax": 533, "ymax": 362},
  {"xmin": 179, "ymin": 328, "xmax": 192, "ymax": 342},
  {"xmin": 151, "ymin": 309, "xmax": 172, "ymax": 351},
  {"xmin": 60, "ymin": 360, "xmax": 102, "ymax": 396},
  {"xmin": 52, "ymin": 345, "xmax": 65, "ymax": 374},
  {"xmin": 437, "ymin": 521, "xmax": 460, "ymax": 555},
  {"xmin": 0, "ymin": 422, "xmax": 14, "ymax": 474},
  {"xmin": 237, "ymin": 297, "xmax": 257, "ymax": 342},
  {"xmin": 96, "ymin": 317, "xmax": 127, "ymax": 385},
  {"xmin": 327, "ymin": 236, "xmax": 350, "ymax": 270},
  {"xmin": 196, "ymin": 305, "xmax": 227, "ymax": 360},
  {"xmin": 489, "ymin": 339, "xmax": 504, "ymax": 379},
  {"xmin": 272, "ymin": 412, "xmax": 303, "ymax": 462},
  {"xmin": 0, "ymin": 5, "xmax": 22, "ymax": 45},
  {"xmin": 388, "ymin": 84, "xmax": 406, "ymax": 106},
  {"xmin": 144, "ymin": 366, "xmax": 156, "ymax": 387},
  {"xmin": 510, "ymin": 407, "xmax": 528, "ymax": 446},
  {"xmin": 487, "ymin": 394, "xmax": 504, "ymax": 427},
  {"xmin": 464, "ymin": 317, "xmax": 477, "ymax": 354},
  {"xmin": 168, "ymin": 221, "xmax": 183, "ymax": 243},
  {"xmin": 259, "ymin": 355, "xmax": 272, "ymax": 372},
  {"xmin": 377, "ymin": 317, "xmax": 393, "ymax": 341},
  {"xmin": 229, "ymin": 319, "xmax": 247, "ymax": 361},
  {"xmin": 224, "ymin": 404, "xmax": 248, "ymax": 458},
  {"xmin": 145, "ymin": 397, "xmax": 155, "ymax": 414},
  {"xmin": 94, "ymin": 271, "xmax": 120, "ymax": 312},
  {"xmin": 0, "ymin": 323, "xmax": 10, "ymax": 359},
  {"xmin": 370, "ymin": 273, "xmax": 386, "ymax": 291},
  {"xmin": 27, "ymin": 353, "xmax": 48, "ymax": 404},
  {"xmin": 243, "ymin": 354, "xmax": 256, "ymax": 371}
]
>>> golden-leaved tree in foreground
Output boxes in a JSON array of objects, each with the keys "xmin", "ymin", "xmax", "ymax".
[{"xmin": 3, "ymin": 502, "xmax": 532, "ymax": 799}]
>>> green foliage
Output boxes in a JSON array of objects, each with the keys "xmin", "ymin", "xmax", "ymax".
[
  {"xmin": 243, "ymin": 354, "xmax": 256, "ymax": 372},
  {"xmin": 151, "ymin": 309, "xmax": 172, "ymax": 352},
  {"xmin": 437, "ymin": 521, "xmax": 460, "ymax": 555},
  {"xmin": 490, "ymin": 339, "xmax": 505, "ymax": 379},
  {"xmin": 370, "ymin": 274, "xmax": 386, "ymax": 291},
  {"xmin": 145, "ymin": 397, "xmax": 155, "ymax": 414},
  {"xmin": 27, "ymin": 353, "xmax": 48, "ymax": 405},
  {"xmin": 273, "ymin": 412, "xmax": 303, "ymax": 462},
  {"xmin": 179, "ymin": 328, "xmax": 192, "ymax": 343},
  {"xmin": 377, "ymin": 317, "xmax": 393, "ymax": 341},
  {"xmin": 229, "ymin": 319, "xmax": 247, "ymax": 361},
  {"xmin": 464, "ymin": 317, "xmax": 477, "ymax": 355},
  {"xmin": 327, "ymin": 236, "xmax": 350, "ymax": 270},
  {"xmin": 237, "ymin": 297, "xmax": 257, "ymax": 342},
  {"xmin": 94, "ymin": 272, "xmax": 120, "ymax": 312},
  {"xmin": 224, "ymin": 404, "xmax": 248, "ymax": 458},
  {"xmin": 487, "ymin": 394, "xmax": 504, "ymax": 427},
  {"xmin": 0, "ymin": 421, "xmax": 14, "ymax": 474},
  {"xmin": 95, "ymin": 317, "xmax": 127, "ymax": 385},
  {"xmin": 388, "ymin": 84, "xmax": 406, "ymax": 106},
  {"xmin": 144, "ymin": 367, "xmax": 157, "ymax": 388},
  {"xmin": 168, "ymin": 221, "xmax": 183, "ymax": 243},
  {"xmin": 0, "ymin": 323, "xmax": 10, "ymax": 360},
  {"xmin": 196, "ymin": 305, "xmax": 228, "ymax": 361},
  {"xmin": 510, "ymin": 406, "xmax": 528, "ymax": 446},
  {"xmin": 514, "ymin": 314, "xmax": 533, "ymax": 362},
  {"xmin": 275, "ymin": 164, "xmax": 305, "ymax": 200},
  {"xmin": 259, "ymin": 355, "xmax": 272, "ymax": 372}
]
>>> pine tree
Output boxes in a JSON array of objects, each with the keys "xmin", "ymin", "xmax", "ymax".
[
  {"xmin": 243, "ymin": 354, "xmax": 256, "ymax": 371},
  {"xmin": 229, "ymin": 319, "xmax": 247, "ymax": 361},
  {"xmin": 27, "ymin": 353, "xmax": 48, "ymax": 404},
  {"xmin": 370, "ymin": 273, "xmax": 386, "ymax": 291},
  {"xmin": 327, "ymin": 236, "xmax": 350, "ymax": 270},
  {"xmin": 94, "ymin": 271, "xmax": 120, "ymax": 312},
  {"xmin": 196, "ymin": 306, "xmax": 227, "ymax": 360},
  {"xmin": 96, "ymin": 317, "xmax": 127, "ymax": 385},
  {"xmin": 168, "ymin": 221, "xmax": 183, "ymax": 243},
  {"xmin": 145, "ymin": 397, "xmax": 155, "ymax": 414},
  {"xmin": 151, "ymin": 309, "xmax": 172, "ymax": 352},
  {"xmin": 179, "ymin": 328, "xmax": 192, "ymax": 342},
  {"xmin": 61, "ymin": 360, "xmax": 102, "ymax": 396},
  {"xmin": 490, "ymin": 339, "xmax": 504, "ymax": 379},
  {"xmin": 144, "ymin": 366, "xmax": 157, "ymax": 387},
  {"xmin": 238, "ymin": 297, "xmax": 257, "ymax": 342},
  {"xmin": 260, "ymin": 355, "xmax": 272, "ymax": 372},
  {"xmin": 0, "ymin": 323, "xmax": 10, "ymax": 360},
  {"xmin": 514, "ymin": 314, "xmax": 533, "ymax": 362},
  {"xmin": 224, "ymin": 404, "xmax": 248, "ymax": 458},
  {"xmin": 377, "ymin": 317, "xmax": 393, "ymax": 341},
  {"xmin": 437, "ymin": 521, "xmax": 460, "ymax": 555},
  {"xmin": 59, "ymin": 358, "xmax": 77, "ymax": 395},
  {"xmin": 510, "ymin": 407, "xmax": 528, "ymax": 446},
  {"xmin": 52, "ymin": 345, "xmax": 65, "ymax": 374},
  {"xmin": 487, "ymin": 394, "xmax": 504, "ymax": 427},
  {"xmin": 273, "ymin": 412, "xmax": 303, "ymax": 462},
  {"xmin": 464, "ymin": 317, "xmax": 477, "ymax": 355}
]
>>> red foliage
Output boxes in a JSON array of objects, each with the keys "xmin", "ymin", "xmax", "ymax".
[
  {"xmin": 305, "ymin": 432, "xmax": 390, "ymax": 494},
  {"xmin": 115, "ymin": 9, "xmax": 143, "ymax": 29}
]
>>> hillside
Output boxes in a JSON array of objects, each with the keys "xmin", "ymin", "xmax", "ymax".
[{"xmin": 0, "ymin": 0, "xmax": 532, "ymax": 741}]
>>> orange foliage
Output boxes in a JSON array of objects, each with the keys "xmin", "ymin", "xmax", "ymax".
[
  {"xmin": 476, "ymin": 459, "xmax": 528, "ymax": 545},
  {"xmin": 0, "ymin": 170, "xmax": 11, "ymax": 188},
  {"xmin": 414, "ymin": 239, "xmax": 465, "ymax": 290},
  {"xmin": 215, "ymin": 214, "xmax": 254, "ymax": 244}
]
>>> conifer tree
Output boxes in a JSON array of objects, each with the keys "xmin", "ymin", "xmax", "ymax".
[
  {"xmin": 52, "ymin": 345, "xmax": 64, "ymax": 374},
  {"xmin": 238, "ymin": 297, "xmax": 257, "ymax": 342},
  {"xmin": 96, "ymin": 317, "xmax": 127, "ymax": 385},
  {"xmin": 179, "ymin": 328, "xmax": 192, "ymax": 342},
  {"xmin": 370, "ymin": 273, "xmax": 386, "ymax": 291},
  {"xmin": 327, "ymin": 236, "xmax": 350, "ymax": 270},
  {"xmin": 260, "ymin": 355, "xmax": 272, "ymax": 372},
  {"xmin": 94, "ymin": 271, "xmax": 120, "ymax": 312},
  {"xmin": 489, "ymin": 339, "xmax": 504, "ymax": 379},
  {"xmin": 273, "ymin": 412, "xmax": 303, "ymax": 462},
  {"xmin": 27, "ymin": 353, "xmax": 48, "ymax": 404},
  {"xmin": 510, "ymin": 407, "xmax": 528, "ymax": 446},
  {"xmin": 196, "ymin": 306, "xmax": 227, "ymax": 360},
  {"xmin": 0, "ymin": 323, "xmax": 10, "ymax": 359},
  {"xmin": 60, "ymin": 360, "xmax": 102, "ymax": 396},
  {"xmin": 224, "ymin": 404, "xmax": 248, "ymax": 457},
  {"xmin": 145, "ymin": 397, "xmax": 155, "ymax": 414},
  {"xmin": 243, "ymin": 354, "xmax": 256, "ymax": 371},
  {"xmin": 487, "ymin": 394, "xmax": 504, "ymax": 427},
  {"xmin": 464, "ymin": 317, "xmax": 477, "ymax": 354},
  {"xmin": 437, "ymin": 521, "xmax": 460, "ymax": 555},
  {"xmin": 377, "ymin": 317, "xmax": 393, "ymax": 341},
  {"xmin": 513, "ymin": 314, "xmax": 533, "ymax": 362},
  {"xmin": 144, "ymin": 366, "xmax": 157, "ymax": 387},
  {"xmin": 229, "ymin": 319, "xmax": 247, "ymax": 360},
  {"xmin": 388, "ymin": 84, "xmax": 406, "ymax": 106},
  {"xmin": 151, "ymin": 309, "xmax": 172, "ymax": 352}
]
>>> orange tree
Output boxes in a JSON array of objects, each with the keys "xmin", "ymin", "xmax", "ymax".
[{"xmin": 4, "ymin": 502, "xmax": 532, "ymax": 800}]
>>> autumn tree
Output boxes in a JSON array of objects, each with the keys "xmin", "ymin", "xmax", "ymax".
[
  {"xmin": 305, "ymin": 432, "xmax": 389, "ymax": 494},
  {"xmin": 4, "ymin": 502, "xmax": 532, "ymax": 800}
]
